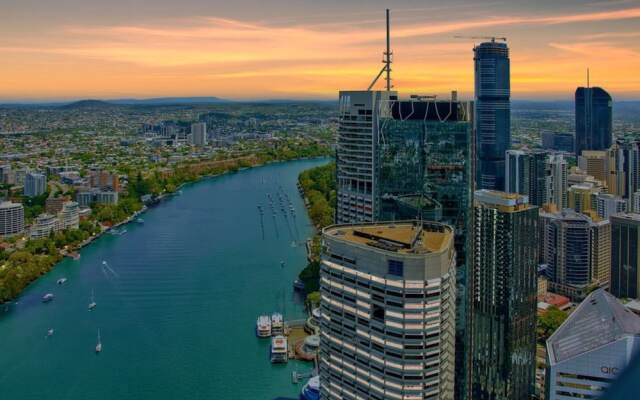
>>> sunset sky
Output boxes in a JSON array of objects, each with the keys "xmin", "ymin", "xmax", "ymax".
[{"xmin": 1, "ymin": 0, "xmax": 639, "ymax": 101}]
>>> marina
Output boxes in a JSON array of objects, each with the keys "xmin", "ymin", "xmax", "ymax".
[{"xmin": 0, "ymin": 158, "xmax": 328, "ymax": 399}]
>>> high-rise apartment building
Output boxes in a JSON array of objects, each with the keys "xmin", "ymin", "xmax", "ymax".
[
  {"xmin": 546, "ymin": 289, "xmax": 640, "ymax": 400},
  {"xmin": 319, "ymin": 221, "xmax": 456, "ymax": 400},
  {"xmin": 0, "ymin": 201, "xmax": 24, "ymax": 238},
  {"xmin": 567, "ymin": 183, "xmax": 601, "ymax": 215},
  {"xmin": 191, "ymin": 122, "xmax": 207, "ymax": 146},
  {"xmin": 546, "ymin": 154, "xmax": 568, "ymax": 209},
  {"xmin": 24, "ymin": 172, "xmax": 47, "ymax": 197},
  {"xmin": 60, "ymin": 201, "xmax": 80, "ymax": 230},
  {"xmin": 575, "ymin": 87, "xmax": 612, "ymax": 157},
  {"xmin": 472, "ymin": 190, "xmax": 538, "ymax": 400},
  {"xmin": 596, "ymin": 193, "xmax": 627, "ymax": 219},
  {"xmin": 505, "ymin": 149, "xmax": 548, "ymax": 206},
  {"xmin": 474, "ymin": 40, "xmax": 510, "ymax": 191},
  {"xmin": 610, "ymin": 213, "xmax": 640, "ymax": 299},
  {"xmin": 540, "ymin": 209, "xmax": 610, "ymax": 300},
  {"xmin": 336, "ymin": 90, "xmax": 397, "ymax": 224}
]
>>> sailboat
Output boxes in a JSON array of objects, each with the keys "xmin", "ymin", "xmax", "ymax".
[
  {"xmin": 95, "ymin": 329, "xmax": 102, "ymax": 353},
  {"xmin": 88, "ymin": 289, "xmax": 96, "ymax": 310}
]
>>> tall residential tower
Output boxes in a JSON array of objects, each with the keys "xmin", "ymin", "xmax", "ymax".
[{"xmin": 575, "ymin": 86, "xmax": 612, "ymax": 157}]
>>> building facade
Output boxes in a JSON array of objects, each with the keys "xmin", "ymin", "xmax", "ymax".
[
  {"xmin": 30, "ymin": 213, "xmax": 60, "ymax": 239},
  {"xmin": 575, "ymin": 87, "xmax": 613, "ymax": 157},
  {"xmin": 546, "ymin": 289, "xmax": 640, "ymax": 400},
  {"xmin": 60, "ymin": 201, "xmax": 80, "ymax": 230},
  {"xmin": 24, "ymin": 172, "xmax": 47, "ymax": 197},
  {"xmin": 596, "ymin": 193, "xmax": 627, "ymax": 219},
  {"xmin": 474, "ymin": 41, "xmax": 510, "ymax": 191},
  {"xmin": 336, "ymin": 90, "xmax": 397, "ymax": 224},
  {"xmin": 505, "ymin": 149, "xmax": 548, "ymax": 207},
  {"xmin": 472, "ymin": 190, "xmax": 538, "ymax": 400},
  {"xmin": 191, "ymin": 122, "xmax": 207, "ymax": 146},
  {"xmin": 319, "ymin": 221, "xmax": 456, "ymax": 400},
  {"xmin": 0, "ymin": 201, "xmax": 24, "ymax": 237},
  {"xmin": 610, "ymin": 213, "xmax": 640, "ymax": 299}
]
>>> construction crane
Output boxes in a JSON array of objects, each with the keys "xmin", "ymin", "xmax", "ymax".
[{"xmin": 454, "ymin": 35, "xmax": 507, "ymax": 42}]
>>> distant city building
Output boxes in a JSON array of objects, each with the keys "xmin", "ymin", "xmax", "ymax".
[
  {"xmin": 45, "ymin": 197, "xmax": 65, "ymax": 215},
  {"xmin": 24, "ymin": 172, "xmax": 47, "ymax": 197},
  {"xmin": 0, "ymin": 201, "xmax": 24, "ymax": 237},
  {"xmin": 575, "ymin": 86, "xmax": 613, "ymax": 157},
  {"xmin": 319, "ymin": 221, "xmax": 456, "ymax": 400},
  {"xmin": 546, "ymin": 154, "xmax": 569, "ymax": 210},
  {"xmin": 568, "ymin": 183, "xmax": 601, "ymax": 214},
  {"xmin": 607, "ymin": 140, "xmax": 640, "ymax": 200},
  {"xmin": 76, "ymin": 190, "xmax": 119, "ymax": 207},
  {"xmin": 542, "ymin": 132, "xmax": 574, "ymax": 153},
  {"xmin": 0, "ymin": 165, "xmax": 11, "ymax": 184},
  {"xmin": 546, "ymin": 289, "xmax": 640, "ymax": 400},
  {"xmin": 30, "ymin": 213, "xmax": 59, "ymax": 239},
  {"xmin": 505, "ymin": 149, "xmax": 548, "ymax": 206},
  {"xmin": 191, "ymin": 122, "xmax": 207, "ymax": 146},
  {"xmin": 540, "ymin": 209, "xmax": 610, "ymax": 299},
  {"xmin": 472, "ymin": 190, "xmax": 538, "ymax": 400},
  {"xmin": 610, "ymin": 213, "xmax": 640, "ymax": 300},
  {"xmin": 578, "ymin": 150, "xmax": 608, "ymax": 184},
  {"xmin": 76, "ymin": 191, "xmax": 94, "ymax": 208},
  {"xmin": 596, "ymin": 193, "xmax": 627, "ymax": 219},
  {"xmin": 475, "ymin": 40, "xmax": 511, "ymax": 191},
  {"xmin": 59, "ymin": 201, "xmax": 79, "ymax": 230},
  {"xmin": 95, "ymin": 190, "xmax": 118, "ymax": 205},
  {"xmin": 632, "ymin": 191, "xmax": 640, "ymax": 213},
  {"xmin": 89, "ymin": 170, "xmax": 119, "ymax": 192}
]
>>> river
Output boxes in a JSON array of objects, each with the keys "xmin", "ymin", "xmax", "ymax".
[{"xmin": 0, "ymin": 158, "xmax": 329, "ymax": 400}]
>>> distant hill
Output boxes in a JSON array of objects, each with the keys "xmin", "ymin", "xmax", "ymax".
[
  {"xmin": 61, "ymin": 99, "xmax": 117, "ymax": 109},
  {"xmin": 108, "ymin": 97, "xmax": 229, "ymax": 105}
]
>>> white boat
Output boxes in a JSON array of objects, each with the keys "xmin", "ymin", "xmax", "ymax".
[
  {"xmin": 47, "ymin": 328, "xmax": 54, "ymax": 337},
  {"xmin": 42, "ymin": 293, "xmax": 54, "ymax": 303},
  {"xmin": 136, "ymin": 218, "xmax": 144, "ymax": 224},
  {"xmin": 270, "ymin": 335, "xmax": 288, "ymax": 363},
  {"xmin": 300, "ymin": 376, "xmax": 320, "ymax": 400},
  {"xmin": 95, "ymin": 329, "xmax": 102, "ymax": 353},
  {"xmin": 88, "ymin": 289, "xmax": 96, "ymax": 310},
  {"xmin": 57, "ymin": 278, "xmax": 67, "ymax": 285},
  {"xmin": 256, "ymin": 315, "xmax": 271, "ymax": 338},
  {"xmin": 271, "ymin": 313, "xmax": 284, "ymax": 335}
]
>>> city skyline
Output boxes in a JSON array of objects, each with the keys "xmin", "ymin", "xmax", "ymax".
[{"xmin": 2, "ymin": 0, "xmax": 640, "ymax": 101}]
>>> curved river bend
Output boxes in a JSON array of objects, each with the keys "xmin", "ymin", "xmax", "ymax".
[{"xmin": 0, "ymin": 158, "xmax": 329, "ymax": 400}]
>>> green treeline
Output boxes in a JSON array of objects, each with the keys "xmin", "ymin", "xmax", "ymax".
[{"xmin": 297, "ymin": 162, "xmax": 336, "ymax": 295}]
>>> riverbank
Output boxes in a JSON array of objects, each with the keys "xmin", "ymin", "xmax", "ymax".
[
  {"xmin": 0, "ymin": 148, "xmax": 331, "ymax": 304},
  {"xmin": 0, "ymin": 158, "xmax": 327, "ymax": 400}
]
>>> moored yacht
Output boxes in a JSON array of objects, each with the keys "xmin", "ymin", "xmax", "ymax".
[
  {"xmin": 270, "ymin": 335, "xmax": 288, "ymax": 363},
  {"xmin": 271, "ymin": 313, "xmax": 284, "ymax": 335},
  {"xmin": 300, "ymin": 376, "xmax": 320, "ymax": 400},
  {"xmin": 57, "ymin": 278, "xmax": 67, "ymax": 285},
  {"xmin": 256, "ymin": 315, "xmax": 271, "ymax": 338},
  {"xmin": 42, "ymin": 293, "xmax": 54, "ymax": 303}
]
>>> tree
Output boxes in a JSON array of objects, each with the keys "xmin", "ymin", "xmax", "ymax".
[{"xmin": 537, "ymin": 306, "xmax": 568, "ymax": 342}]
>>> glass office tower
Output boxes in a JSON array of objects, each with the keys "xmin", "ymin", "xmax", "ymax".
[
  {"xmin": 472, "ymin": 190, "xmax": 538, "ymax": 400},
  {"xmin": 575, "ymin": 86, "xmax": 612, "ymax": 157},
  {"xmin": 475, "ymin": 40, "xmax": 511, "ymax": 191},
  {"xmin": 376, "ymin": 98, "xmax": 474, "ymax": 400}
]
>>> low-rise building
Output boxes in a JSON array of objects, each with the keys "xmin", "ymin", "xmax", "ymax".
[
  {"xmin": 546, "ymin": 289, "xmax": 640, "ymax": 400},
  {"xmin": 30, "ymin": 213, "xmax": 59, "ymax": 239},
  {"xmin": 59, "ymin": 201, "xmax": 79, "ymax": 230}
]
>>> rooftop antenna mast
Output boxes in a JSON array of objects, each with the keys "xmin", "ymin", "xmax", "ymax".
[{"xmin": 367, "ymin": 9, "xmax": 393, "ymax": 91}]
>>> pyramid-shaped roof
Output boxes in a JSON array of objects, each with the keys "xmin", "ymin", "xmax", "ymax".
[{"xmin": 547, "ymin": 289, "xmax": 640, "ymax": 365}]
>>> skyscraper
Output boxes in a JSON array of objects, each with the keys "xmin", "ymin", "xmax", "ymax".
[
  {"xmin": 24, "ymin": 172, "xmax": 47, "ymax": 197},
  {"xmin": 335, "ymin": 90, "xmax": 397, "ymax": 224},
  {"xmin": 505, "ymin": 149, "xmax": 548, "ymax": 207},
  {"xmin": 374, "ymin": 95, "xmax": 474, "ymax": 399},
  {"xmin": 475, "ymin": 40, "xmax": 511, "ymax": 191},
  {"xmin": 546, "ymin": 154, "xmax": 568, "ymax": 209},
  {"xmin": 610, "ymin": 213, "xmax": 640, "ymax": 299},
  {"xmin": 319, "ymin": 221, "xmax": 456, "ymax": 400},
  {"xmin": 191, "ymin": 122, "xmax": 207, "ymax": 146},
  {"xmin": 575, "ymin": 86, "xmax": 612, "ymax": 157},
  {"xmin": 472, "ymin": 190, "xmax": 538, "ymax": 400}
]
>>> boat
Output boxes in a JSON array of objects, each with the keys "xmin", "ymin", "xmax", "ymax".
[
  {"xmin": 256, "ymin": 315, "xmax": 271, "ymax": 338},
  {"xmin": 293, "ymin": 278, "xmax": 305, "ymax": 292},
  {"xmin": 47, "ymin": 328, "xmax": 54, "ymax": 337},
  {"xmin": 88, "ymin": 289, "xmax": 96, "ymax": 310},
  {"xmin": 57, "ymin": 278, "xmax": 67, "ymax": 285},
  {"xmin": 300, "ymin": 376, "xmax": 320, "ymax": 400},
  {"xmin": 42, "ymin": 293, "xmax": 54, "ymax": 303},
  {"xmin": 270, "ymin": 335, "xmax": 288, "ymax": 363},
  {"xmin": 95, "ymin": 329, "xmax": 102, "ymax": 353},
  {"xmin": 271, "ymin": 313, "xmax": 284, "ymax": 335},
  {"xmin": 136, "ymin": 218, "xmax": 144, "ymax": 224}
]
